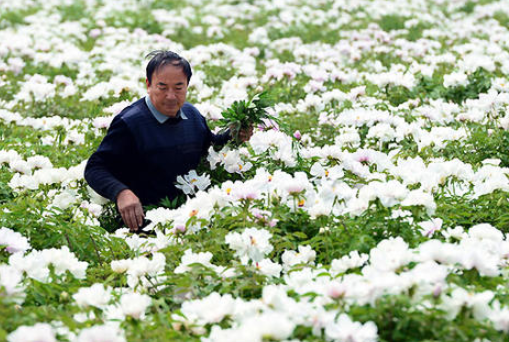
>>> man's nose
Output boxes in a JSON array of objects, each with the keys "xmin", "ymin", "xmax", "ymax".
[{"xmin": 165, "ymin": 90, "xmax": 177, "ymax": 99}]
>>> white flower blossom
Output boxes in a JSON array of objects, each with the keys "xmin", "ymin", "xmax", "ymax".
[
  {"xmin": 7, "ymin": 323, "xmax": 56, "ymax": 342},
  {"xmin": 225, "ymin": 228, "xmax": 273, "ymax": 264},
  {"xmin": 119, "ymin": 292, "xmax": 152, "ymax": 319}
]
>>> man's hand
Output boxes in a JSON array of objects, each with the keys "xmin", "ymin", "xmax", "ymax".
[
  {"xmin": 236, "ymin": 125, "xmax": 254, "ymax": 143},
  {"xmin": 117, "ymin": 189, "xmax": 144, "ymax": 232}
]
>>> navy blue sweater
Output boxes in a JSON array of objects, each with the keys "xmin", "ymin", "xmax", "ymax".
[{"xmin": 84, "ymin": 98, "xmax": 229, "ymax": 206}]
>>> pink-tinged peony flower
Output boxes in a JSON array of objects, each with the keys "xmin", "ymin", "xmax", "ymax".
[
  {"xmin": 326, "ymin": 281, "xmax": 348, "ymax": 299},
  {"xmin": 92, "ymin": 116, "xmax": 115, "ymax": 129},
  {"xmin": 89, "ymin": 28, "xmax": 102, "ymax": 38},
  {"xmin": 230, "ymin": 184, "xmax": 259, "ymax": 200},
  {"xmin": 418, "ymin": 218, "xmax": 443, "ymax": 237},
  {"xmin": 0, "ymin": 227, "xmax": 31, "ymax": 254}
]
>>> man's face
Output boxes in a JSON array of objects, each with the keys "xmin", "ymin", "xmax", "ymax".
[{"xmin": 146, "ymin": 64, "xmax": 188, "ymax": 117}]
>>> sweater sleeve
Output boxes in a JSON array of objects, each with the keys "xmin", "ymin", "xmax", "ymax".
[
  {"xmin": 84, "ymin": 115, "xmax": 133, "ymax": 202},
  {"xmin": 197, "ymin": 112, "xmax": 231, "ymax": 155},
  {"xmin": 211, "ymin": 128, "xmax": 231, "ymax": 146}
]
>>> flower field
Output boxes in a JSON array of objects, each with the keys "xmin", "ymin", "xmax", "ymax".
[{"xmin": 2, "ymin": 0, "xmax": 509, "ymax": 341}]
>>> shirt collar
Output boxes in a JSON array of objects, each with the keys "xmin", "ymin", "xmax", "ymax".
[{"xmin": 145, "ymin": 96, "xmax": 187, "ymax": 123}]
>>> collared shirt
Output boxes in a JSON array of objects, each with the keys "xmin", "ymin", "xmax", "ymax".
[{"xmin": 145, "ymin": 95, "xmax": 188, "ymax": 123}]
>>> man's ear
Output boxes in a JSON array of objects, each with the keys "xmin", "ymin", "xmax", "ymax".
[{"xmin": 145, "ymin": 78, "xmax": 150, "ymax": 89}]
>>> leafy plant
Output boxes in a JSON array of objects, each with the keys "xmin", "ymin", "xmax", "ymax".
[{"xmin": 218, "ymin": 91, "xmax": 277, "ymax": 145}]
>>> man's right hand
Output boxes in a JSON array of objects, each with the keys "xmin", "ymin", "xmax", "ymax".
[{"xmin": 117, "ymin": 189, "xmax": 144, "ymax": 232}]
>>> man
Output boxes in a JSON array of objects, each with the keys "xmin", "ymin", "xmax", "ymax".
[{"xmin": 85, "ymin": 50, "xmax": 247, "ymax": 232}]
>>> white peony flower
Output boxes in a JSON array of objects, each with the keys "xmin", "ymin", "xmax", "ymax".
[
  {"xmin": 119, "ymin": 292, "xmax": 152, "ymax": 319},
  {"xmin": 174, "ymin": 249, "xmax": 214, "ymax": 274},
  {"xmin": 7, "ymin": 323, "xmax": 56, "ymax": 342},
  {"xmin": 443, "ymin": 72, "xmax": 468, "ymax": 87},
  {"xmin": 330, "ymin": 251, "xmax": 369, "ymax": 275},
  {"xmin": 225, "ymin": 228, "xmax": 273, "ymax": 264},
  {"xmin": 369, "ymin": 237, "xmax": 414, "ymax": 272},
  {"xmin": 73, "ymin": 283, "xmax": 112, "ymax": 309},
  {"xmin": 76, "ymin": 324, "xmax": 126, "ymax": 342},
  {"xmin": 488, "ymin": 301, "xmax": 509, "ymax": 332},
  {"xmin": 50, "ymin": 189, "xmax": 79, "ymax": 210},
  {"xmin": 0, "ymin": 264, "xmax": 25, "ymax": 303},
  {"xmin": 324, "ymin": 314, "xmax": 378, "ymax": 342},
  {"xmin": 243, "ymin": 311, "xmax": 296, "ymax": 340},
  {"xmin": 439, "ymin": 287, "xmax": 494, "ymax": 320},
  {"xmin": 8, "ymin": 246, "xmax": 87, "ymax": 282},
  {"xmin": 281, "ymin": 245, "xmax": 316, "ymax": 271},
  {"xmin": 175, "ymin": 170, "xmax": 211, "ymax": 195},
  {"xmin": 255, "ymin": 258, "xmax": 282, "ymax": 278},
  {"xmin": 179, "ymin": 292, "xmax": 236, "ymax": 326},
  {"xmin": 111, "ymin": 259, "xmax": 131, "ymax": 274}
]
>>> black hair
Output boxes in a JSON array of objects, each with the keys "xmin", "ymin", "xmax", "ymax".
[{"xmin": 145, "ymin": 50, "xmax": 192, "ymax": 85}]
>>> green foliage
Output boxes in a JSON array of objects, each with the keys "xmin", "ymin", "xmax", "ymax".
[
  {"xmin": 442, "ymin": 68, "xmax": 492, "ymax": 104},
  {"xmin": 193, "ymin": 65, "xmax": 237, "ymax": 90},
  {"xmin": 385, "ymin": 85, "xmax": 415, "ymax": 107},
  {"xmin": 383, "ymin": 68, "xmax": 493, "ymax": 106},
  {"xmin": 103, "ymin": 10, "xmax": 163, "ymax": 34},
  {"xmin": 57, "ymin": 1, "xmax": 90, "ymax": 22},
  {"xmin": 268, "ymin": 24, "xmax": 343, "ymax": 45},
  {"xmin": 1, "ymin": 190, "xmax": 130, "ymax": 264},
  {"xmin": 269, "ymin": 77, "xmax": 310, "ymax": 105},
  {"xmin": 350, "ymin": 295, "xmax": 502, "ymax": 342},
  {"xmin": 406, "ymin": 22, "xmax": 431, "ymax": 41},
  {"xmin": 431, "ymin": 124, "xmax": 509, "ymax": 167},
  {"xmin": 0, "ymin": 7, "xmax": 39, "ymax": 29},
  {"xmin": 458, "ymin": 1, "xmax": 477, "ymax": 14},
  {"xmin": 22, "ymin": 62, "xmax": 80, "ymax": 82},
  {"xmin": 378, "ymin": 14, "xmax": 407, "ymax": 32},
  {"xmin": 436, "ymin": 191, "xmax": 509, "ymax": 233},
  {"xmin": 493, "ymin": 11, "xmax": 509, "ymax": 29}
]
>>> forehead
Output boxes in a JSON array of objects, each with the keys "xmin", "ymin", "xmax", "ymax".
[{"xmin": 152, "ymin": 64, "xmax": 188, "ymax": 84}]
